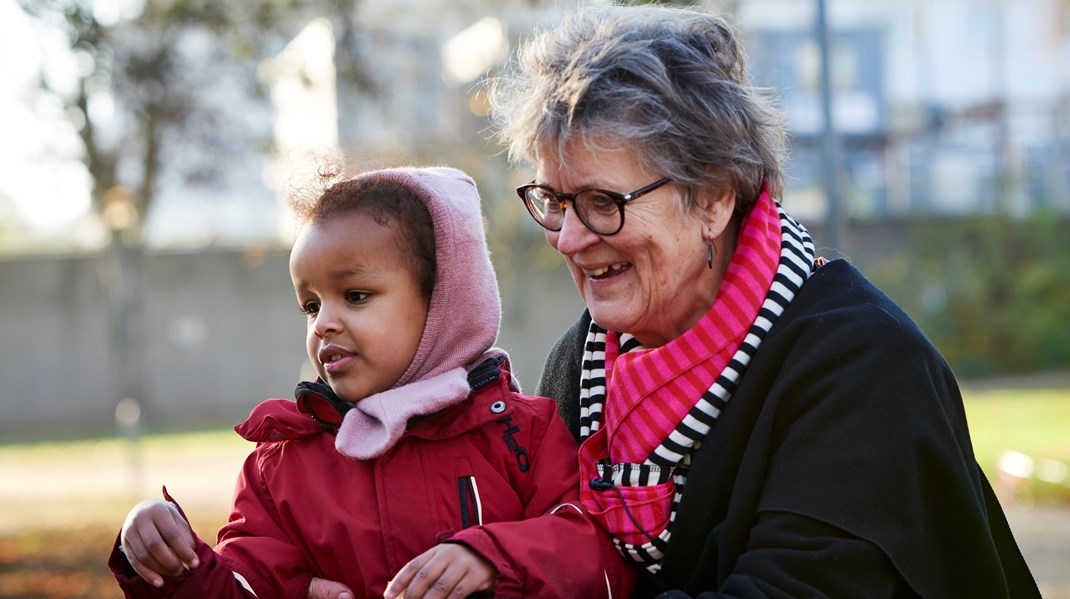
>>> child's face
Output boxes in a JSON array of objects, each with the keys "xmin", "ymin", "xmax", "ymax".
[{"xmin": 289, "ymin": 211, "xmax": 430, "ymax": 403}]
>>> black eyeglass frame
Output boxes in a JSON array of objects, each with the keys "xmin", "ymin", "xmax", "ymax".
[{"xmin": 516, "ymin": 177, "xmax": 672, "ymax": 236}]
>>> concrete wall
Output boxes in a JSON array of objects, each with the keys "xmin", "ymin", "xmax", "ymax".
[
  {"xmin": 0, "ymin": 246, "xmax": 585, "ymax": 441},
  {"xmin": 2, "ymin": 254, "xmax": 117, "ymax": 437},
  {"xmin": 0, "ymin": 250, "xmax": 304, "ymax": 439}
]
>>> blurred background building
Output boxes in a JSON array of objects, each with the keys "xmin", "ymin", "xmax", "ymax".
[
  {"xmin": 745, "ymin": 0, "xmax": 1070, "ymax": 219},
  {"xmin": 1, "ymin": 0, "xmax": 1068, "ymax": 439}
]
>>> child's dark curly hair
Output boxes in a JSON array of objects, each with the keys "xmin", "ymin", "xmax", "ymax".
[{"xmin": 289, "ymin": 166, "xmax": 437, "ymax": 300}]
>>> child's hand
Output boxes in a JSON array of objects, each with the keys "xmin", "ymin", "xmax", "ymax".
[
  {"xmin": 384, "ymin": 543, "xmax": 495, "ymax": 599},
  {"xmin": 308, "ymin": 577, "xmax": 355, "ymax": 599},
  {"xmin": 120, "ymin": 499, "xmax": 199, "ymax": 588}
]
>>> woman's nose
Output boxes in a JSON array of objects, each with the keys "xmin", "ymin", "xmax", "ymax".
[{"xmin": 549, "ymin": 205, "xmax": 598, "ymax": 255}]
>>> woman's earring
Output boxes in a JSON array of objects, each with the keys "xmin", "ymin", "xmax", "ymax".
[{"xmin": 707, "ymin": 240, "xmax": 714, "ymax": 270}]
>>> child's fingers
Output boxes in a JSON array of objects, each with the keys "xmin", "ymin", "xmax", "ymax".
[
  {"xmin": 122, "ymin": 532, "xmax": 170, "ymax": 588},
  {"xmin": 119, "ymin": 500, "xmax": 198, "ymax": 587},
  {"xmin": 307, "ymin": 577, "xmax": 355, "ymax": 599},
  {"xmin": 413, "ymin": 566, "xmax": 463, "ymax": 599},
  {"xmin": 134, "ymin": 509, "xmax": 196, "ymax": 576},
  {"xmin": 384, "ymin": 549, "xmax": 439, "ymax": 599},
  {"xmin": 386, "ymin": 545, "xmax": 494, "ymax": 599},
  {"xmin": 401, "ymin": 563, "xmax": 481, "ymax": 599},
  {"xmin": 160, "ymin": 502, "xmax": 200, "ymax": 568},
  {"xmin": 136, "ymin": 523, "xmax": 186, "ymax": 572},
  {"xmin": 428, "ymin": 553, "xmax": 494, "ymax": 599}
]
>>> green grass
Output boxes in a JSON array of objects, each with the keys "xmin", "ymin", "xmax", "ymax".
[
  {"xmin": 963, "ymin": 387, "xmax": 1070, "ymax": 505},
  {"xmin": 0, "ymin": 428, "xmax": 245, "ymax": 461}
]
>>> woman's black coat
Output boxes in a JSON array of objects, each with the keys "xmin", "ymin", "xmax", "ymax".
[{"xmin": 537, "ymin": 260, "xmax": 1039, "ymax": 598}]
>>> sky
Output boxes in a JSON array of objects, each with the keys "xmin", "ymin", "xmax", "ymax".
[{"xmin": 0, "ymin": 0, "xmax": 95, "ymax": 233}]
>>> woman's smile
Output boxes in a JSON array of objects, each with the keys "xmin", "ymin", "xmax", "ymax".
[{"xmin": 583, "ymin": 262, "xmax": 631, "ymax": 279}]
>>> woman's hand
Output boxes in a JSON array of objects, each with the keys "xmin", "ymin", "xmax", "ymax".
[
  {"xmin": 308, "ymin": 577, "xmax": 355, "ymax": 599},
  {"xmin": 385, "ymin": 543, "xmax": 495, "ymax": 599},
  {"xmin": 120, "ymin": 499, "xmax": 199, "ymax": 587}
]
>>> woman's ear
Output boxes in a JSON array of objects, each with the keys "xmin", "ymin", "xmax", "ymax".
[{"xmin": 700, "ymin": 187, "xmax": 736, "ymax": 239}]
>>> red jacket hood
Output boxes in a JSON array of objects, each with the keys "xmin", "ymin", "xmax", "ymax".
[{"xmin": 235, "ymin": 399, "xmax": 324, "ymax": 443}]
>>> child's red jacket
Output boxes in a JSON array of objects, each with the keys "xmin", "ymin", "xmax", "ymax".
[{"xmin": 109, "ymin": 367, "xmax": 632, "ymax": 598}]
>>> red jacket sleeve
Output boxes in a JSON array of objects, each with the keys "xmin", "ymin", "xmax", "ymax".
[
  {"xmin": 448, "ymin": 398, "xmax": 635, "ymax": 598},
  {"xmin": 212, "ymin": 445, "xmax": 316, "ymax": 597},
  {"xmin": 108, "ymin": 489, "xmax": 259, "ymax": 599}
]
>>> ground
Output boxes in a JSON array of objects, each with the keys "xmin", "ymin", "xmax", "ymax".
[{"xmin": 0, "ymin": 429, "xmax": 1067, "ymax": 598}]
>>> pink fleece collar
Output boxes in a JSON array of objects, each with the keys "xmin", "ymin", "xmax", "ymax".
[
  {"xmin": 335, "ymin": 348, "xmax": 517, "ymax": 459},
  {"xmin": 335, "ymin": 367, "xmax": 470, "ymax": 459}
]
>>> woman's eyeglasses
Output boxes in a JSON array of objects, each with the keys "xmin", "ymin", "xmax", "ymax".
[{"xmin": 516, "ymin": 178, "xmax": 671, "ymax": 236}]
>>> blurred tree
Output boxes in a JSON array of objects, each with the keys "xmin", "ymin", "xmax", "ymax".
[
  {"xmin": 17, "ymin": 0, "xmax": 371, "ymax": 424},
  {"xmin": 19, "ymin": 0, "xmax": 374, "ymax": 243},
  {"xmin": 874, "ymin": 212, "xmax": 1070, "ymax": 378}
]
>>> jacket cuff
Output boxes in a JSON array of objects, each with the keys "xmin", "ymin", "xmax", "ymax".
[{"xmin": 109, "ymin": 531, "xmax": 226, "ymax": 595}]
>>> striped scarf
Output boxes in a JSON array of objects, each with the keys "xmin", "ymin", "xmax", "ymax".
[{"xmin": 577, "ymin": 191, "xmax": 815, "ymax": 571}]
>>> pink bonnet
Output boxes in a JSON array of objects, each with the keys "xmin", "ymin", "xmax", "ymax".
[{"xmin": 345, "ymin": 167, "xmax": 502, "ymax": 387}]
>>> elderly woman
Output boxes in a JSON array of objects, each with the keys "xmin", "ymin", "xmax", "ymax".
[{"xmin": 490, "ymin": 4, "xmax": 1040, "ymax": 598}]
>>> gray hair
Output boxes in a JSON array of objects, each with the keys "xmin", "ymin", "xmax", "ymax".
[{"xmin": 489, "ymin": 3, "xmax": 788, "ymax": 216}]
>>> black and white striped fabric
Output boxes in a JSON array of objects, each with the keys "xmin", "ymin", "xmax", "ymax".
[{"xmin": 578, "ymin": 205, "xmax": 816, "ymax": 571}]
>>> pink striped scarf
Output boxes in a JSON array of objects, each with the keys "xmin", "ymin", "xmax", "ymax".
[{"xmin": 579, "ymin": 190, "xmax": 782, "ymax": 546}]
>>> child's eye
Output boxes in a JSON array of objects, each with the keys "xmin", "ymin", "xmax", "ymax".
[
  {"xmin": 300, "ymin": 300, "xmax": 320, "ymax": 316},
  {"xmin": 345, "ymin": 290, "xmax": 370, "ymax": 304}
]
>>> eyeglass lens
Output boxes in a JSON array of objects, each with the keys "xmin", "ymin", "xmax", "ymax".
[{"xmin": 525, "ymin": 188, "xmax": 622, "ymax": 234}]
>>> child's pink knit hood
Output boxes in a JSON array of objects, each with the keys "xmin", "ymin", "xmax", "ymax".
[
  {"xmin": 333, "ymin": 166, "xmax": 506, "ymax": 459},
  {"xmin": 360, "ymin": 166, "xmax": 501, "ymax": 386}
]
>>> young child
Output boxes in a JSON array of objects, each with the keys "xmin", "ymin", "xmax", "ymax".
[{"xmin": 109, "ymin": 167, "xmax": 632, "ymax": 598}]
